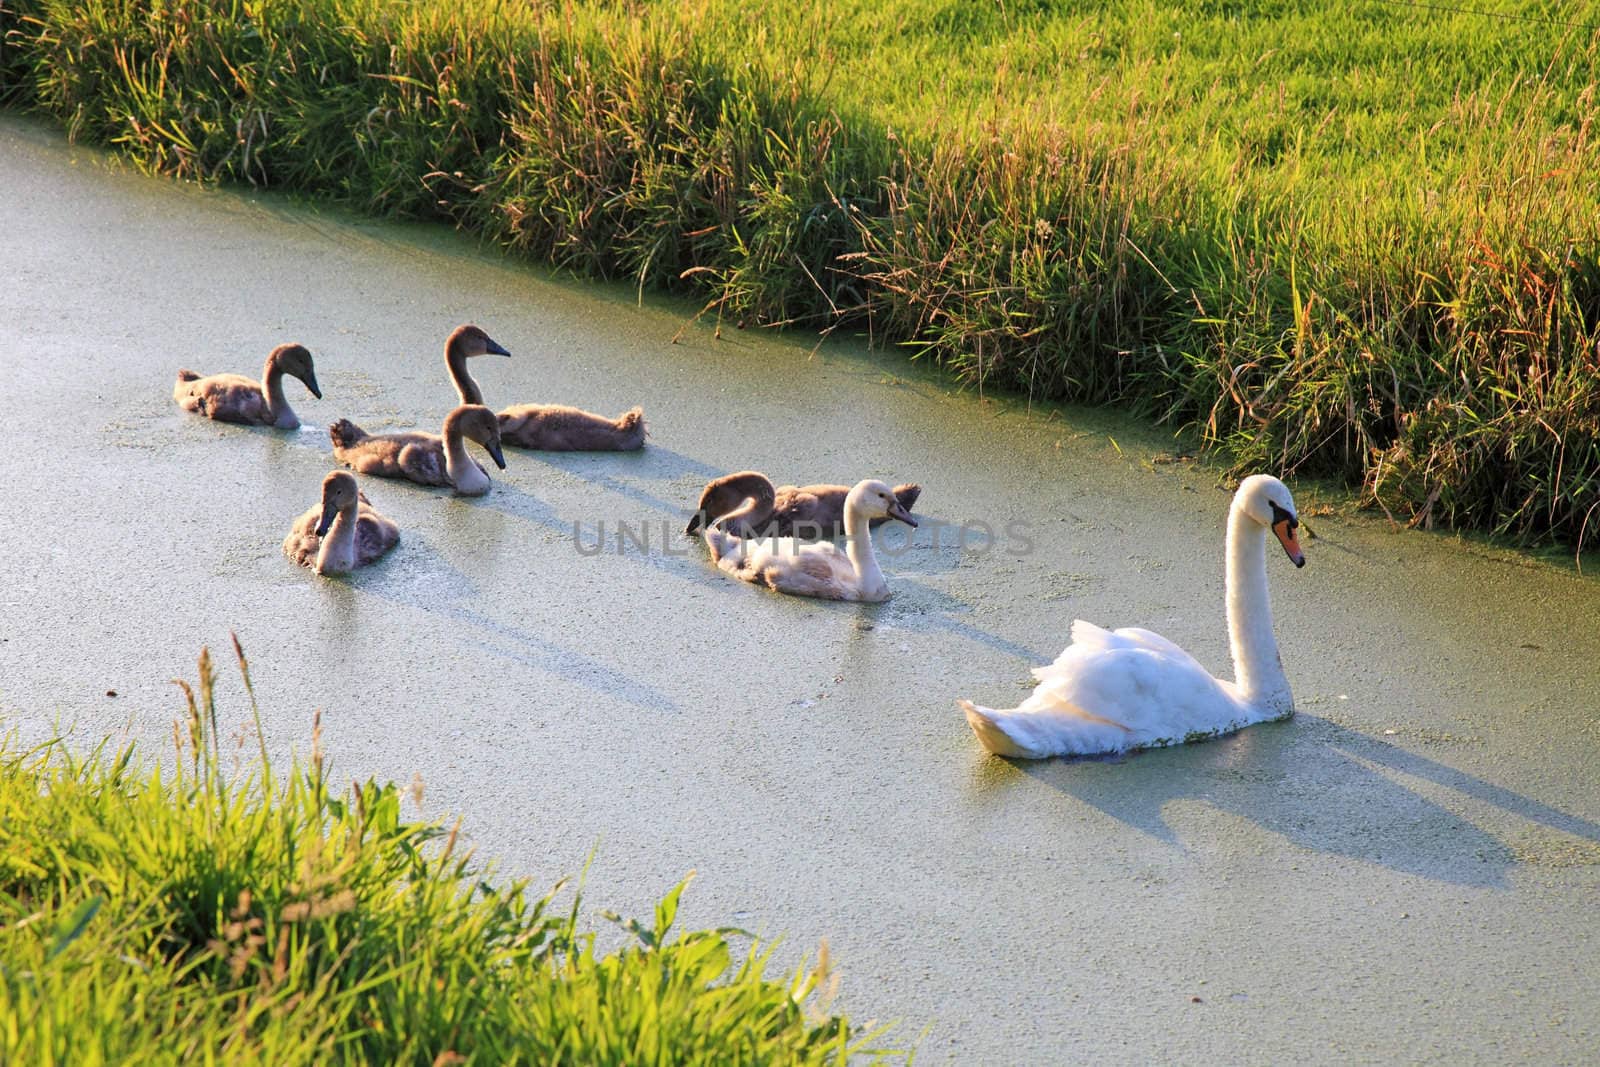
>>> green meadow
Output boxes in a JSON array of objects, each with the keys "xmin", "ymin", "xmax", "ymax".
[{"xmin": 3, "ymin": 0, "xmax": 1598, "ymax": 544}]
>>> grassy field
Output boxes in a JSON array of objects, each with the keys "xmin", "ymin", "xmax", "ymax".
[
  {"xmin": 0, "ymin": 644, "xmax": 904, "ymax": 1063},
  {"xmin": 3, "ymin": 0, "xmax": 1600, "ymax": 546}
]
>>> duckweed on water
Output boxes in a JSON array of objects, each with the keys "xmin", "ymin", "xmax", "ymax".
[
  {"xmin": 0, "ymin": 640, "xmax": 905, "ymax": 1064},
  {"xmin": 4, "ymin": 0, "xmax": 1600, "ymax": 547}
]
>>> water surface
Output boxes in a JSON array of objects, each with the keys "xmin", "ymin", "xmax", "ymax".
[{"xmin": 2, "ymin": 115, "xmax": 1597, "ymax": 1062}]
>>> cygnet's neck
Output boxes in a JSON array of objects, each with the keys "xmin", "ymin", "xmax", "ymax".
[
  {"xmin": 843, "ymin": 496, "xmax": 887, "ymax": 598},
  {"xmin": 443, "ymin": 417, "xmax": 489, "ymax": 494},
  {"xmin": 1225, "ymin": 499, "xmax": 1291, "ymax": 714},
  {"xmin": 262, "ymin": 354, "xmax": 298, "ymax": 428},
  {"xmin": 446, "ymin": 344, "xmax": 485, "ymax": 406},
  {"xmin": 716, "ymin": 493, "xmax": 772, "ymax": 534},
  {"xmin": 316, "ymin": 501, "xmax": 360, "ymax": 573}
]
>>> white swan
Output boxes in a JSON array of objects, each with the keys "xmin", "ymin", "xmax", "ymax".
[
  {"xmin": 702, "ymin": 479, "xmax": 917, "ymax": 602},
  {"xmin": 959, "ymin": 474, "xmax": 1306, "ymax": 758}
]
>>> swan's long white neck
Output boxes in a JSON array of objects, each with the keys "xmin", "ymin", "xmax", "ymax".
[
  {"xmin": 446, "ymin": 346, "xmax": 484, "ymax": 406},
  {"xmin": 443, "ymin": 421, "xmax": 488, "ymax": 494},
  {"xmin": 843, "ymin": 497, "xmax": 886, "ymax": 598},
  {"xmin": 316, "ymin": 502, "xmax": 359, "ymax": 574},
  {"xmin": 1225, "ymin": 499, "xmax": 1291, "ymax": 714},
  {"xmin": 262, "ymin": 354, "xmax": 297, "ymax": 428}
]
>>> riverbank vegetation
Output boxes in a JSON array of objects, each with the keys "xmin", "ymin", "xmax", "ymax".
[
  {"xmin": 0, "ymin": 643, "xmax": 902, "ymax": 1063},
  {"xmin": 4, "ymin": 0, "xmax": 1600, "ymax": 546}
]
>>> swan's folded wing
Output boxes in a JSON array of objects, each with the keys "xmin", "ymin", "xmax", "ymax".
[
  {"xmin": 1016, "ymin": 679, "xmax": 1134, "ymax": 732},
  {"xmin": 1030, "ymin": 620, "xmax": 1114, "ymax": 675},
  {"xmin": 709, "ymin": 533, "xmax": 791, "ymax": 576},
  {"xmin": 1035, "ymin": 621, "xmax": 1205, "ymax": 681},
  {"xmin": 281, "ymin": 504, "xmax": 322, "ymax": 566},
  {"xmin": 355, "ymin": 507, "xmax": 400, "ymax": 562},
  {"xmin": 763, "ymin": 547, "xmax": 853, "ymax": 598},
  {"xmin": 1107, "ymin": 626, "xmax": 1207, "ymax": 672},
  {"xmin": 1047, "ymin": 645, "xmax": 1233, "ymax": 736}
]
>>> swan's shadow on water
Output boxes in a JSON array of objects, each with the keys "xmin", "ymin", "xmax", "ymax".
[
  {"xmin": 974, "ymin": 714, "xmax": 1600, "ymax": 889},
  {"xmin": 342, "ymin": 532, "xmax": 680, "ymax": 713},
  {"xmin": 471, "ymin": 480, "xmax": 571, "ymax": 535},
  {"xmin": 512, "ymin": 444, "xmax": 723, "ymax": 523},
  {"xmin": 480, "ymin": 481, "xmax": 714, "ymax": 586}
]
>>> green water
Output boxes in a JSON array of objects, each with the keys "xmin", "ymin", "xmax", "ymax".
[{"xmin": 2, "ymin": 114, "xmax": 1596, "ymax": 1062}]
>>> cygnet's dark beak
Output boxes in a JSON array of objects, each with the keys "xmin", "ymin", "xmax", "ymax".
[
  {"xmin": 315, "ymin": 502, "xmax": 336, "ymax": 537},
  {"xmin": 305, "ymin": 374, "xmax": 323, "ymax": 400},
  {"xmin": 487, "ymin": 338, "xmax": 511, "ymax": 357},
  {"xmin": 887, "ymin": 501, "xmax": 918, "ymax": 528},
  {"xmin": 486, "ymin": 441, "xmax": 507, "ymax": 470}
]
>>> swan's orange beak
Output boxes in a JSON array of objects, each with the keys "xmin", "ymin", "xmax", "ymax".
[{"xmin": 1273, "ymin": 518, "xmax": 1305, "ymax": 568}]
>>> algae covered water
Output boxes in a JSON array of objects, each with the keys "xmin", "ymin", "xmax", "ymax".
[{"xmin": 2, "ymin": 116, "xmax": 1597, "ymax": 1061}]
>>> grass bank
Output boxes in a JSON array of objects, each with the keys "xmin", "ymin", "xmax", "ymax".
[
  {"xmin": 0, "ymin": 643, "xmax": 905, "ymax": 1063},
  {"xmin": 3, "ymin": 0, "xmax": 1600, "ymax": 546}
]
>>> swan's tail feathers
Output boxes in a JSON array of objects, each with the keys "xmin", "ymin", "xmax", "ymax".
[
  {"xmin": 959, "ymin": 699, "xmax": 1042, "ymax": 759},
  {"xmin": 962, "ymin": 689, "xmax": 1134, "ymax": 759},
  {"xmin": 328, "ymin": 418, "xmax": 367, "ymax": 450},
  {"xmin": 1068, "ymin": 619, "xmax": 1115, "ymax": 650},
  {"xmin": 893, "ymin": 483, "xmax": 922, "ymax": 513},
  {"xmin": 1020, "ymin": 622, "xmax": 1102, "ymax": 677},
  {"xmin": 175, "ymin": 369, "xmax": 201, "ymax": 383}
]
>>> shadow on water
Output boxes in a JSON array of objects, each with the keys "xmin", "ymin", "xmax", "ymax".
[
  {"xmin": 329, "ymin": 533, "xmax": 680, "ymax": 714},
  {"xmin": 863, "ymin": 513, "xmax": 967, "ymax": 577},
  {"xmin": 526, "ymin": 442, "xmax": 725, "ymax": 485},
  {"xmin": 484, "ymin": 481, "xmax": 716, "ymax": 586},
  {"xmin": 435, "ymin": 603, "xmax": 682, "ymax": 714},
  {"xmin": 513, "ymin": 443, "xmax": 746, "ymax": 538},
  {"xmin": 513, "ymin": 449, "xmax": 699, "ymax": 524},
  {"xmin": 471, "ymin": 480, "xmax": 571, "ymax": 535},
  {"xmin": 874, "ymin": 577, "xmax": 1053, "ymax": 663},
  {"xmin": 968, "ymin": 714, "xmax": 1600, "ymax": 889}
]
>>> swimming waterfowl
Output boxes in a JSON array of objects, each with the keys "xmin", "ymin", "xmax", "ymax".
[
  {"xmin": 283, "ymin": 471, "xmax": 399, "ymax": 575},
  {"xmin": 702, "ymin": 479, "xmax": 918, "ymax": 602},
  {"xmin": 328, "ymin": 404, "xmax": 506, "ymax": 496},
  {"xmin": 959, "ymin": 474, "xmax": 1307, "ymax": 759},
  {"xmin": 444, "ymin": 323, "xmax": 647, "ymax": 450},
  {"xmin": 173, "ymin": 343, "xmax": 321, "ymax": 428},
  {"xmin": 684, "ymin": 471, "xmax": 923, "ymax": 538}
]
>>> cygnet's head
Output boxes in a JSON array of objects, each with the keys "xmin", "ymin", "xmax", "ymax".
[
  {"xmin": 315, "ymin": 470, "xmax": 360, "ymax": 536},
  {"xmin": 849, "ymin": 479, "xmax": 919, "ymax": 528},
  {"xmin": 448, "ymin": 323, "xmax": 511, "ymax": 359},
  {"xmin": 446, "ymin": 404, "xmax": 508, "ymax": 469},
  {"xmin": 270, "ymin": 343, "xmax": 321, "ymax": 398}
]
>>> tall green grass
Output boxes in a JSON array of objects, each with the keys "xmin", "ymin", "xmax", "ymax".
[
  {"xmin": 4, "ymin": 0, "xmax": 1600, "ymax": 546},
  {"xmin": 0, "ymin": 641, "xmax": 905, "ymax": 1063}
]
